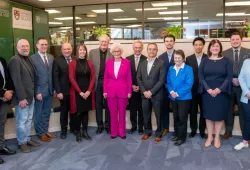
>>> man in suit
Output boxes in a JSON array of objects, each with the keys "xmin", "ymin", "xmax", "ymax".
[
  {"xmin": 158, "ymin": 34, "xmax": 175, "ymax": 137},
  {"xmin": 31, "ymin": 37, "xmax": 55, "ymax": 142},
  {"xmin": 222, "ymin": 32, "xmax": 250, "ymax": 140},
  {"xmin": 127, "ymin": 40, "xmax": 147, "ymax": 135},
  {"xmin": 89, "ymin": 35, "xmax": 112, "ymax": 134},
  {"xmin": 53, "ymin": 43, "xmax": 74, "ymax": 139},
  {"xmin": 0, "ymin": 56, "xmax": 16, "ymax": 163},
  {"xmin": 9, "ymin": 39, "xmax": 40, "ymax": 153},
  {"xmin": 137, "ymin": 43, "xmax": 166, "ymax": 143},
  {"xmin": 186, "ymin": 37, "xmax": 208, "ymax": 139}
]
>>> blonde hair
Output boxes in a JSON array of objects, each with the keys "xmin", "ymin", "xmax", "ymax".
[
  {"xmin": 110, "ymin": 43, "xmax": 123, "ymax": 54},
  {"xmin": 133, "ymin": 40, "xmax": 143, "ymax": 49}
]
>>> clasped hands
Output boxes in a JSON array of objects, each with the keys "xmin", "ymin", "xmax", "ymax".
[
  {"xmin": 207, "ymin": 88, "xmax": 221, "ymax": 97},
  {"xmin": 103, "ymin": 93, "xmax": 131, "ymax": 99},
  {"xmin": 2, "ymin": 90, "xmax": 13, "ymax": 102},
  {"xmin": 132, "ymin": 85, "xmax": 140, "ymax": 92},
  {"xmin": 170, "ymin": 91, "xmax": 178, "ymax": 99},
  {"xmin": 143, "ymin": 90, "xmax": 152, "ymax": 99},
  {"xmin": 79, "ymin": 91, "xmax": 91, "ymax": 100}
]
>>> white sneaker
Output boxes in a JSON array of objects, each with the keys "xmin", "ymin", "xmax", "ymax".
[{"xmin": 234, "ymin": 142, "xmax": 249, "ymax": 150}]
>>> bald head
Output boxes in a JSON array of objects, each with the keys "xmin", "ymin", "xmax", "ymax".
[
  {"xmin": 61, "ymin": 43, "xmax": 72, "ymax": 58},
  {"xmin": 17, "ymin": 39, "xmax": 30, "ymax": 56}
]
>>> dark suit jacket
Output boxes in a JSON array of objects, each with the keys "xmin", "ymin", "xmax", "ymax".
[
  {"xmin": 186, "ymin": 53, "xmax": 208, "ymax": 95},
  {"xmin": 158, "ymin": 51, "xmax": 175, "ymax": 74},
  {"xmin": 222, "ymin": 47, "xmax": 250, "ymax": 78},
  {"xmin": 137, "ymin": 58, "xmax": 166, "ymax": 100},
  {"xmin": 8, "ymin": 54, "xmax": 35, "ymax": 106},
  {"xmin": 53, "ymin": 55, "xmax": 75, "ymax": 95},
  {"xmin": 30, "ymin": 52, "xmax": 54, "ymax": 97},
  {"xmin": 0, "ymin": 57, "xmax": 14, "ymax": 105},
  {"xmin": 126, "ymin": 54, "xmax": 147, "ymax": 86}
]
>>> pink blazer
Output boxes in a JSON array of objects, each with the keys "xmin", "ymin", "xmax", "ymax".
[{"xmin": 104, "ymin": 57, "xmax": 132, "ymax": 99}]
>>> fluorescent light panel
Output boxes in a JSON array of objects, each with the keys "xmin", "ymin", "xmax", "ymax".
[
  {"xmin": 59, "ymin": 27, "xmax": 72, "ymax": 29},
  {"xmin": 55, "ymin": 17, "xmax": 81, "ymax": 20},
  {"xmin": 113, "ymin": 18, "xmax": 137, "ymax": 21},
  {"xmin": 151, "ymin": 1, "xmax": 187, "ymax": 7},
  {"xmin": 147, "ymin": 17, "xmax": 188, "ymax": 20},
  {"xmin": 216, "ymin": 12, "xmax": 250, "ymax": 16},
  {"xmin": 226, "ymin": 1, "xmax": 250, "ymax": 6},
  {"xmin": 126, "ymin": 24, "xmax": 142, "ymax": 28},
  {"xmin": 91, "ymin": 8, "xmax": 123, "ymax": 13},
  {"xmin": 49, "ymin": 22, "xmax": 62, "ymax": 24},
  {"xmin": 135, "ymin": 7, "xmax": 168, "ymax": 11},
  {"xmin": 38, "ymin": 0, "xmax": 51, "ymax": 1},
  {"xmin": 45, "ymin": 9, "xmax": 61, "ymax": 14},
  {"xmin": 76, "ymin": 21, "xmax": 96, "ymax": 25},
  {"xmin": 159, "ymin": 10, "xmax": 188, "ymax": 15}
]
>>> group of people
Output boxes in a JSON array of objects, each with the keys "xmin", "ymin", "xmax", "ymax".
[{"xmin": 0, "ymin": 32, "xmax": 250, "ymax": 164}]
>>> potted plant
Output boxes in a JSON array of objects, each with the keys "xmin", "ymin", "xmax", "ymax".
[
  {"xmin": 92, "ymin": 27, "xmax": 111, "ymax": 39},
  {"xmin": 245, "ymin": 23, "xmax": 250, "ymax": 37},
  {"xmin": 161, "ymin": 25, "xmax": 184, "ymax": 39}
]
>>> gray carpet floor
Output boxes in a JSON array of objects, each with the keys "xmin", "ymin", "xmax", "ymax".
[{"xmin": 1, "ymin": 128, "xmax": 250, "ymax": 170}]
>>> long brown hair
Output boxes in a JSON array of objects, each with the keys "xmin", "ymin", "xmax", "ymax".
[
  {"xmin": 76, "ymin": 43, "xmax": 88, "ymax": 59},
  {"xmin": 207, "ymin": 39, "xmax": 223, "ymax": 58}
]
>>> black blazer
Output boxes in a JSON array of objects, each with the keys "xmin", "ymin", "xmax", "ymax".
[
  {"xmin": 0, "ymin": 57, "xmax": 14, "ymax": 104},
  {"xmin": 126, "ymin": 54, "xmax": 147, "ymax": 86},
  {"xmin": 53, "ymin": 55, "xmax": 75, "ymax": 95},
  {"xmin": 137, "ymin": 58, "xmax": 166, "ymax": 100},
  {"xmin": 186, "ymin": 53, "xmax": 208, "ymax": 95}
]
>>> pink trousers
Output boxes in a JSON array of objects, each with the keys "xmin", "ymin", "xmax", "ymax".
[{"xmin": 107, "ymin": 97, "xmax": 128, "ymax": 137}]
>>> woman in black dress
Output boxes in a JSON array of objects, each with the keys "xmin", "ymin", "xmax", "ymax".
[
  {"xmin": 69, "ymin": 44, "xmax": 96, "ymax": 142},
  {"xmin": 199, "ymin": 39, "xmax": 233, "ymax": 148}
]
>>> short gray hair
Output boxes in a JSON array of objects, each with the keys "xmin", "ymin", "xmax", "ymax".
[{"xmin": 110, "ymin": 43, "xmax": 123, "ymax": 54}]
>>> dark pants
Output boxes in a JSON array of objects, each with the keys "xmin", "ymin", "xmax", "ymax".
[
  {"xmin": 189, "ymin": 94, "xmax": 206, "ymax": 133},
  {"xmin": 242, "ymin": 101, "xmax": 250, "ymax": 140},
  {"xmin": 71, "ymin": 111, "xmax": 88, "ymax": 131},
  {"xmin": 129, "ymin": 91, "xmax": 143, "ymax": 130},
  {"xmin": 59, "ymin": 95, "xmax": 70, "ymax": 130},
  {"xmin": 0, "ymin": 102, "xmax": 9, "ymax": 149},
  {"xmin": 95, "ymin": 79, "xmax": 110, "ymax": 129},
  {"xmin": 161, "ymin": 88, "xmax": 170, "ymax": 129},
  {"xmin": 34, "ymin": 95, "xmax": 53, "ymax": 136},
  {"xmin": 225, "ymin": 86, "xmax": 244, "ymax": 134},
  {"xmin": 142, "ymin": 98, "xmax": 162, "ymax": 137},
  {"xmin": 172, "ymin": 100, "xmax": 191, "ymax": 141}
]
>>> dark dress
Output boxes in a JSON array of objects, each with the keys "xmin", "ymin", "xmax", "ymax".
[
  {"xmin": 198, "ymin": 57, "xmax": 233, "ymax": 121},
  {"xmin": 75, "ymin": 58, "xmax": 92, "ymax": 112}
]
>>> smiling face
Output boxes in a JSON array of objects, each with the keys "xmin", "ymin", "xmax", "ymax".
[
  {"xmin": 17, "ymin": 39, "xmax": 30, "ymax": 56},
  {"xmin": 174, "ymin": 53, "xmax": 184, "ymax": 67},
  {"xmin": 61, "ymin": 43, "xmax": 72, "ymax": 58},
  {"xmin": 209, "ymin": 43, "xmax": 221, "ymax": 56},
  {"xmin": 133, "ymin": 42, "xmax": 143, "ymax": 56},
  {"xmin": 78, "ymin": 46, "xmax": 87, "ymax": 59},
  {"xmin": 164, "ymin": 37, "xmax": 175, "ymax": 50},
  {"xmin": 99, "ymin": 35, "xmax": 110, "ymax": 51},
  {"xmin": 36, "ymin": 39, "xmax": 48, "ymax": 54},
  {"xmin": 193, "ymin": 40, "xmax": 204, "ymax": 54},
  {"xmin": 231, "ymin": 35, "xmax": 242, "ymax": 49},
  {"xmin": 147, "ymin": 44, "xmax": 158, "ymax": 58},
  {"xmin": 112, "ymin": 47, "xmax": 122, "ymax": 59}
]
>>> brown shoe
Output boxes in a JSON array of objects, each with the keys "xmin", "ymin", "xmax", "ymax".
[
  {"xmin": 141, "ymin": 135, "xmax": 152, "ymax": 141},
  {"xmin": 19, "ymin": 144, "xmax": 31, "ymax": 153},
  {"xmin": 154, "ymin": 137, "xmax": 161, "ymax": 143},
  {"xmin": 27, "ymin": 140, "xmax": 41, "ymax": 147},
  {"xmin": 162, "ymin": 129, "xmax": 169, "ymax": 136},
  {"xmin": 248, "ymin": 140, "xmax": 250, "ymax": 144},
  {"xmin": 222, "ymin": 133, "xmax": 232, "ymax": 140},
  {"xmin": 46, "ymin": 133, "xmax": 56, "ymax": 139},
  {"xmin": 39, "ymin": 135, "xmax": 51, "ymax": 142}
]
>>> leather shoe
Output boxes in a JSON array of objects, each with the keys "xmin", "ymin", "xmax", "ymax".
[
  {"xmin": 105, "ymin": 128, "xmax": 111, "ymax": 134},
  {"xmin": 39, "ymin": 135, "xmax": 51, "ymax": 142},
  {"xmin": 46, "ymin": 133, "xmax": 56, "ymax": 139},
  {"xmin": 162, "ymin": 129, "xmax": 169, "ymax": 136},
  {"xmin": 0, "ymin": 147, "xmax": 16, "ymax": 155},
  {"xmin": 141, "ymin": 134, "xmax": 152, "ymax": 141},
  {"xmin": 189, "ymin": 132, "xmax": 196, "ymax": 138},
  {"xmin": 154, "ymin": 137, "xmax": 161, "ymax": 143},
  {"xmin": 96, "ymin": 127, "xmax": 103, "ymax": 134},
  {"xmin": 171, "ymin": 136, "xmax": 178, "ymax": 141},
  {"xmin": 222, "ymin": 133, "xmax": 232, "ymax": 140},
  {"xmin": 27, "ymin": 140, "xmax": 40, "ymax": 147},
  {"xmin": 19, "ymin": 144, "xmax": 31, "ymax": 153},
  {"xmin": 60, "ymin": 129, "xmax": 67, "ymax": 139},
  {"xmin": 138, "ymin": 129, "xmax": 144, "ymax": 135},
  {"xmin": 200, "ymin": 133, "xmax": 208, "ymax": 139},
  {"xmin": 0, "ymin": 157, "xmax": 4, "ymax": 164},
  {"xmin": 120, "ymin": 136, "xmax": 126, "ymax": 140},
  {"xmin": 174, "ymin": 140, "xmax": 185, "ymax": 146},
  {"xmin": 111, "ymin": 136, "xmax": 117, "ymax": 139},
  {"xmin": 128, "ymin": 128, "xmax": 136, "ymax": 134}
]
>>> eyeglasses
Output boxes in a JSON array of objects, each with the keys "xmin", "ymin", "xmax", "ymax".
[{"xmin": 113, "ymin": 51, "xmax": 121, "ymax": 53}]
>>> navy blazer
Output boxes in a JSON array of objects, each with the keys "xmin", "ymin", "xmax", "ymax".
[
  {"xmin": 30, "ymin": 52, "xmax": 54, "ymax": 97},
  {"xmin": 167, "ymin": 63, "xmax": 194, "ymax": 101}
]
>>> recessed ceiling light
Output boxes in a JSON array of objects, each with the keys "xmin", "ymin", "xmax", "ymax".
[
  {"xmin": 226, "ymin": 1, "xmax": 250, "ymax": 6},
  {"xmin": 76, "ymin": 21, "xmax": 96, "ymax": 25},
  {"xmin": 151, "ymin": 1, "xmax": 187, "ymax": 7},
  {"xmin": 147, "ymin": 17, "xmax": 188, "ymax": 20},
  {"xmin": 126, "ymin": 24, "xmax": 142, "ymax": 28},
  {"xmin": 45, "ymin": 9, "xmax": 61, "ymax": 14},
  {"xmin": 49, "ymin": 22, "xmax": 62, "ymax": 24},
  {"xmin": 38, "ymin": 0, "xmax": 52, "ymax": 1},
  {"xmin": 159, "ymin": 10, "xmax": 188, "ymax": 15},
  {"xmin": 113, "ymin": 18, "xmax": 137, "ymax": 21},
  {"xmin": 59, "ymin": 27, "xmax": 72, "ymax": 29},
  {"xmin": 55, "ymin": 17, "xmax": 81, "ymax": 20},
  {"xmin": 135, "ymin": 7, "xmax": 168, "ymax": 11},
  {"xmin": 92, "ymin": 9, "xmax": 123, "ymax": 13},
  {"xmin": 216, "ymin": 12, "xmax": 246, "ymax": 16}
]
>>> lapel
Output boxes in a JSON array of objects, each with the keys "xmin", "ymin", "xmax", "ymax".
[
  {"xmin": 61, "ymin": 55, "xmax": 68, "ymax": 67},
  {"xmin": 191, "ymin": 54, "xmax": 198, "ymax": 69},
  {"xmin": 117, "ymin": 58, "xmax": 124, "ymax": 79},
  {"xmin": 20, "ymin": 56, "xmax": 33, "ymax": 77},
  {"xmin": 130, "ymin": 55, "xmax": 136, "ymax": 73},
  {"xmin": 96, "ymin": 49, "xmax": 100, "ymax": 69},
  {"xmin": 148, "ymin": 58, "xmax": 157, "ymax": 76},
  {"xmin": 36, "ymin": 52, "xmax": 47, "ymax": 70},
  {"xmin": 106, "ymin": 49, "xmax": 112, "ymax": 61}
]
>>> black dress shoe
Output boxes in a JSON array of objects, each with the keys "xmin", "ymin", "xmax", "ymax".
[
  {"xmin": 174, "ymin": 140, "xmax": 185, "ymax": 146},
  {"xmin": 0, "ymin": 157, "xmax": 4, "ymax": 164},
  {"xmin": 96, "ymin": 127, "xmax": 104, "ymax": 134},
  {"xmin": 0, "ymin": 147, "xmax": 16, "ymax": 155},
  {"xmin": 111, "ymin": 136, "xmax": 117, "ymax": 139},
  {"xmin": 60, "ymin": 129, "xmax": 67, "ymax": 139},
  {"xmin": 82, "ymin": 129, "xmax": 92, "ymax": 141},
  {"xmin": 138, "ymin": 129, "xmax": 144, "ymax": 135},
  {"xmin": 171, "ymin": 136, "xmax": 178, "ymax": 141},
  {"xmin": 129, "ymin": 128, "xmax": 136, "ymax": 134},
  {"xmin": 200, "ymin": 133, "xmax": 208, "ymax": 139},
  {"xmin": 189, "ymin": 131, "xmax": 196, "ymax": 138},
  {"xmin": 120, "ymin": 136, "xmax": 126, "ymax": 140},
  {"xmin": 105, "ymin": 128, "xmax": 111, "ymax": 134},
  {"xmin": 76, "ymin": 131, "xmax": 82, "ymax": 143}
]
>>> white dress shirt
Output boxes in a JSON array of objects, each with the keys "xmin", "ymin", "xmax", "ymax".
[
  {"xmin": 147, "ymin": 57, "xmax": 156, "ymax": 75},
  {"xmin": 114, "ymin": 61, "xmax": 121, "ymax": 78},
  {"xmin": 195, "ymin": 53, "xmax": 203, "ymax": 67},
  {"xmin": 0, "ymin": 61, "xmax": 5, "ymax": 88},
  {"xmin": 38, "ymin": 51, "xmax": 48, "ymax": 64}
]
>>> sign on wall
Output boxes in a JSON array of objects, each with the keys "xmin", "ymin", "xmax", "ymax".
[{"xmin": 12, "ymin": 7, "xmax": 32, "ymax": 30}]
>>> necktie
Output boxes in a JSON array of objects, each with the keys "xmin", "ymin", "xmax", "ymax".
[
  {"xmin": 43, "ymin": 55, "xmax": 49, "ymax": 69},
  {"xmin": 233, "ymin": 49, "xmax": 239, "ymax": 76},
  {"xmin": 135, "ymin": 57, "xmax": 139, "ymax": 71},
  {"xmin": 66, "ymin": 58, "xmax": 71, "ymax": 65}
]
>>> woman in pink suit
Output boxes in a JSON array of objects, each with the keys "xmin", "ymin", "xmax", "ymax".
[{"xmin": 103, "ymin": 43, "xmax": 132, "ymax": 139}]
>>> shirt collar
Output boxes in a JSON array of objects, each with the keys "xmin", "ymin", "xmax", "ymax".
[
  {"xmin": 233, "ymin": 47, "xmax": 241, "ymax": 52},
  {"xmin": 174, "ymin": 63, "xmax": 185, "ymax": 70},
  {"xmin": 195, "ymin": 53, "xmax": 203, "ymax": 59},
  {"xmin": 134, "ymin": 54, "xmax": 141, "ymax": 58},
  {"xmin": 167, "ymin": 49, "xmax": 174, "ymax": 56},
  {"xmin": 147, "ymin": 57, "xmax": 156, "ymax": 63},
  {"xmin": 38, "ymin": 51, "xmax": 47, "ymax": 57}
]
